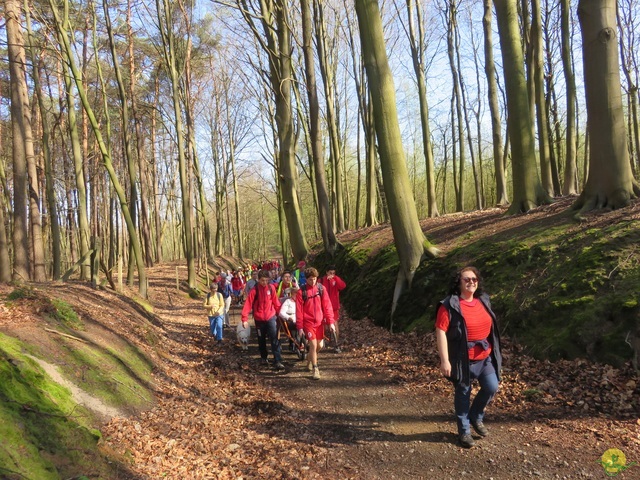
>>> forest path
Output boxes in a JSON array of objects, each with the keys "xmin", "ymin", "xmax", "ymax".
[{"xmin": 101, "ymin": 264, "xmax": 639, "ymax": 479}]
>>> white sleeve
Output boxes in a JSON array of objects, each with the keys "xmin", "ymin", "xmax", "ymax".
[{"xmin": 278, "ymin": 300, "xmax": 291, "ymax": 320}]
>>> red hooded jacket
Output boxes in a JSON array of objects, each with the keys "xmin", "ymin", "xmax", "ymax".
[
  {"xmin": 242, "ymin": 283, "xmax": 281, "ymax": 322},
  {"xmin": 295, "ymin": 283, "xmax": 334, "ymax": 330}
]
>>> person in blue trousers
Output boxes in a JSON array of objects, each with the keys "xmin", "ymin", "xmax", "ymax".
[
  {"xmin": 435, "ymin": 266, "xmax": 502, "ymax": 449},
  {"xmin": 204, "ymin": 283, "xmax": 225, "ymax": 345}
]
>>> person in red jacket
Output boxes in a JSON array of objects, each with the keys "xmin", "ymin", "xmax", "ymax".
[
  {"xmin": 231, "ymin": 271, "xmax": 246, "ymax": 306},
  {"xmin": 318, "ymin": 265, "xmax": 346, "ymax": 351},
  {"xmin": 296, "ymin": 267, "xmax": 335, "ymax": 380},
  {"xmin": 241, "ymin": 270, "xmax": 284, "ymax": 370}
]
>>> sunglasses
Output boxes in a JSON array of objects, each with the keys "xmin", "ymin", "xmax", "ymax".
[{"xmin": 462, "ymin": 277, "xmax": 478, "ymax": 283}]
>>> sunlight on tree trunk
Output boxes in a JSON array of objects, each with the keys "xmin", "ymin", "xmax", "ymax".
[
  {"xmin": 302, "ymin": 0, "xmax": 337, "ymax": 256},
  {"xmin": 574, "ymin": 0, "xmax": 640, "ymax": 214},
  {"xmin": 494, "ymin": 0, "xmax": 552, "ymax": 214},
  {"xmin": 355, "ymin": 0, "xmax": 439, "ymax": 324}
]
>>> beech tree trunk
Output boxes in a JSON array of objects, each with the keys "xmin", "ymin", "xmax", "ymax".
[
  {"xmin": 355, "ymin": 0, "xmax": 438, "ymax": 322},
  {"xmin": 484, "ymin": 0, "xmax": 508, "ymax": 206},
  {"xmin": 6, "ymin": 0, "xmax": 32, "ymax": 282},
  {"xmin": 302, "ymin": 0, "xmax": 337, "ymax": 256},
  {"xmin": 494, "ymin": 0, "xmax": 552, "ymax": 213},
  {"xmin": 574, "ymin": 0, "xmax": 640, "ymax": 213},
  {"xmin": 406, "ymin": 0, "xmax": 438, "ymax": 217}
]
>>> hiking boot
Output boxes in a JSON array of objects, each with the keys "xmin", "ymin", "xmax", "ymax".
[
  {"xmin": 274, "ymin": 362, "xmax": 285, "ymax": 371},
  {"xmin": 312, "ymin": 366, "xmax": 320, "ymax": 380},
  {"xmin": 307, "ymin": 360, "xmax": 313, "ymax": 372},
  {"xmin": 217, "ymin": 340, "xmax": 223, "ymax": 346},
  {"xmin": 459, "ymin": 433, "xmax": 475, "ymax": 449},
  {"xmin": 471, "ymin": 420, "xmax": 488, "ymax": 437},
  {"xmin": 334, "ymin": 346, "xmax": 342, "ymax": 353},
  {"xmin": 260, "ymin": 358, "xmax": 269, "ymax": 366}
]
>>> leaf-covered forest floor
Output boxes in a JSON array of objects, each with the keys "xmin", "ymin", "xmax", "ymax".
[{"xmin": 1, "ymin": 198, "xmax": 640, "ymax": 479}]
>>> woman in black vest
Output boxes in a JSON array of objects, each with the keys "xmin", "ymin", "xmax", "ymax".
[{"xmin": 435, "ymin": 266, "xmax": 502, "ymax": 448}]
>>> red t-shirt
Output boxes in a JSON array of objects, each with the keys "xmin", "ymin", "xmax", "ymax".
[{"xmin": 435, "ymin": 299, "xmax": 492, "ymax": 361}]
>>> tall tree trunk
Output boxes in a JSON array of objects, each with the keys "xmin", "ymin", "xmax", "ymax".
[
  {"xmin": 6, "ymin": 0, "xmax": 31, "ymax": 282},
  {"xmin": 406, "ymin": 0, "xmax": 438, "ymax": 217},
  {"xmin": 365, "ymin": 98, "xmax": 378, "ymax": 226},
  {"xmin": 344, "ymin": 6, "xmax": 377, "ymax": 226},
  {"xmin": 470, "ymin": 14, "xmax": 487, "ymax": 208},
  {"xmin": 26, "ymin": 8, "xmax": 61, "ymax": 280},
  {"xmin": 63, "ymin": 67, "xmax": 91, "ymax": 281},
  {"xmin": 532, "ymin": 0, "xmax": 554, "ymax": 195},
  {"xmin": 574, "ymin": 0, "xmax": 640, "ymax": 213},
  {"xmin": 151, "ymin": 74, "xmax": 163, "ymax": 263},
  {"xmin": 301, "ymin": 0, "xmax": 337, "ymax": 256},
  {"xmin": 355, "ymin": 0, "xmax": 438, "ymax": 322},
  {"xmin": 156, "ymin": 0, "xmax": 196, "ymax": 287},
  {"xmin": 484, "ymin": 0, "xmax": 508, "ymax": 206},
  {"xmin": 0, "ymin": 82, "xmax": 11, "ymax": 282},
  {"xmin": 445, "ymin": 1, "xmax": 465, "ymax": 212},
  {"xmin": 494, "ymin": 0, "xmax": 552, "ymax": 213},
  {"xmin": 104, "ymin": 0, "xmax": 139, "ymax": 286},
  {"xmin": 127, "ymin": 0, "xmax": 153, "ymax": 267},
  {"xmin": 49, "ymin": 0, "xmax": 148, "ymax": 297},
  {"xmin": 617, "ymin": 1, "xmax": 640, "ymax": 182}
]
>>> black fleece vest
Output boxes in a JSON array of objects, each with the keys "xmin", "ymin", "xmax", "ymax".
[{"xmin": 437, "ymin": 293, "xmax": 502, "ymax": 387}]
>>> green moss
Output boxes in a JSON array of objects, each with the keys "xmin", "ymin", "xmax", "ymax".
[
  {"xmin": 325, "ymin": 212, "xmax": 640, "ymax": 366},
  {"xmin": 49, "ymin": 299, "xmax": 83, "ymax": 330},
  {"xmin": 59, "ymin": 340, "xmax": 153, "ymax": 409},
  {"xmin": 134, "ymin": 296, "xmax": 154, "ymax": 314},
  {"xmin": 551, "ymin": 296, "xmax": 595, "ymax": 308},
  {"xmin": 0, "ymin": 334, "xmax": 120, "ymax": 479},
  {"xmin": 7, "ymin": 286, "xmax": 36, "ymax": 301}
]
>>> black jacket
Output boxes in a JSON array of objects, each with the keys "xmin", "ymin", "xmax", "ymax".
[{"xmin": 437, "ymin": 293, "xmax": 502, "ymax": 387}]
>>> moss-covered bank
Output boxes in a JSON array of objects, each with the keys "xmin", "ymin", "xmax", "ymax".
[
  {"xmin": 0, "ymin": 286, "xmax": 156, "ymax": 479},
  {"xmin": 314, "ymin": 212, "xmax": 640, "ymax": 367}
]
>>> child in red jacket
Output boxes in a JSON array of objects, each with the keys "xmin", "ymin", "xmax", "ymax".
[
  {"xmin": 318, "ymin": 265, "xmax": 346, "ymax": 351},
  {"xmin": 296, "ymin": 267, "xmax": 335, "ymax": 380}
]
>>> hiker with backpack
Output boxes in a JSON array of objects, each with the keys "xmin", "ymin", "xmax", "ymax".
[
  {"xmin": 241, "ymin": 269, "xmax": 285, "ymax": 370},
  {"xmin": 296, "ymin": 267, "xmax": 335, "ymax": 380},
  {"xmin": 219, "ymin": 273, "xmax": 233, "ymax": 328},
  {"xmin": 204, "ymin": 283, "xmax": 225, "ymax": 345},
  {"xmin": 435, "ymin": 266, "xmax": 502, "ymax": 449},
  {"xmin": 231, "ymin": 271, "xmax": 246, "ymax": 306},
  {"xmin": 318, "ymin": 265, "xmax": 346, "ymax": 352}
]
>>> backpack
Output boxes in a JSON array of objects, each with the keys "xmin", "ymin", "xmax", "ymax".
[
  {"xmin": 301, "ymin": 283, "xmax": 324, "ymax": 302},
  {"xmin": 218, "ymin": 279, "xmax": 231, "ymax": 298}
]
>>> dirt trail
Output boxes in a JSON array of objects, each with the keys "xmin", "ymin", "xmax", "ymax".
[{"xmin": 96, "ymin": 265, "xmax": 640, "ymax": 479}]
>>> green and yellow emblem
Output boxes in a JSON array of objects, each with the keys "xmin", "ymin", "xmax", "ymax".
[{"xmin": 598, "ymin": 448, "xmax": 637, "ymax": 477}]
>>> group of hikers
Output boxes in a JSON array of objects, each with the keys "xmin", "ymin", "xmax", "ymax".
[
  {"xmin": 204, "ymin": 261, "xmax": 503, "ymax": 449},
  {"xmin": 203, "ymin": 260, "xmax": 347, "ymax": 380}
]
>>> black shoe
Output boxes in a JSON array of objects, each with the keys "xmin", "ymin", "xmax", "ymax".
[
  {"xmin": 274, "ymin": 362, "xmax": 285, "ymax": 370},
  {"xmin": 217, "ymin": 340, "xmax": 223, "ymax": 346},
  {"xmin": 471, "ymin": 420, "xmax": 488, "ymax": 437},
  {"xmin": 459, "ymin": 433, "xmax": 475, "ymax": 448},
  {"xmin": 260, "ymin": 358, "xmax": 269, "ymax": 366}
]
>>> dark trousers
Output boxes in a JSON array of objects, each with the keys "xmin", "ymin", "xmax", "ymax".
[{"xmin": 255, "ymin": 316, "xmax": 282, "ymax": 363}]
